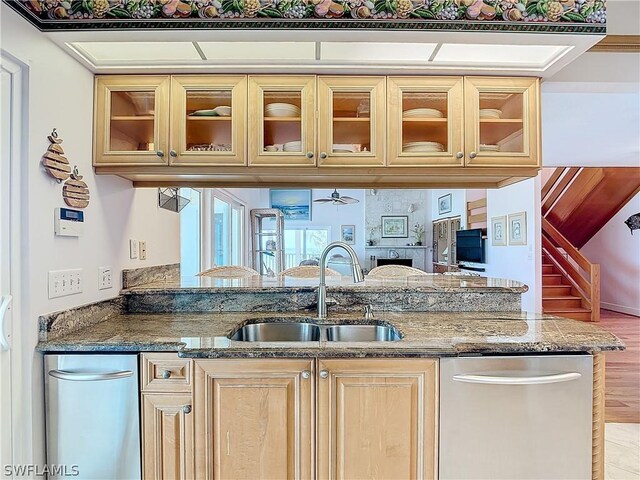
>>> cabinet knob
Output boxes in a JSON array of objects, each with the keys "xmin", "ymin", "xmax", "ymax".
[
  {"xmin": 156, "ymin": 150, "xmax": 165, "ymax": 158},
  {"xmin": 320, "ymin": 369, "xmax": 329, "ymax": 379},
  {"xmin": 169, "ymin": 150, "xmax": 177, "ymax": 158},
  {"xmin": 301, "ymin": 370, "xmax": 311, "ymax": 379},
  {"xmin": 182, "ymin": 405, "xmax": 192, "ymax": 414},
  {"xmin": 306, "ymin": 152, "xmax": 314, "ymax": 159},
  {"xmin": 161, "ymin": 370, "xmax": 171, "ymax": 379},
  {"xmin": 319, "ymin": 152, "xmax": 327, "ymax": 159},
  {"xmin": 456, "ymin": 152, "xmax": 464, "ymax": 159},
  {"xmin": 469, "ymin": 151, "xmax": 477, "ymax": 159}
]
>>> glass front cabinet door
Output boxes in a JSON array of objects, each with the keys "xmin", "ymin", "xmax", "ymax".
[
  {"xmin": 170, "ymin": 76, "xmax": 247, "ymax": 166},
  {"xmin": 464, "ymin": 77, "xmax": 540, "ymax": 167},
  {"xmin": 317, "ymin": 76, "xmax": 386, "ymax": 167},
  {"xmin": 94, "ymin": 76, "xmax": 170, "ymax": 166},
  {"xmin": 248, "ymin": 76, "xmax": 316, "ymax": 167},
  {"xmin": 387, "ymin": 77, "xmax": 464, "ymax": 167}
]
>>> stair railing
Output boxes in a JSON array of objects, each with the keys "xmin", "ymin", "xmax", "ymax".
[{"xmin": 542, "ymin": 217, "xmax": 600, "ymax": 322}]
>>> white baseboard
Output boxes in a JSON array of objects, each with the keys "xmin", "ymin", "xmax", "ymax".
[{"xmin": 601, "ymin": 302, "xmax": 640, "ymax": 318}]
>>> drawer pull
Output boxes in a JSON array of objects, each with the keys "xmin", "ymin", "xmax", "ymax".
[
  {"xmin": 161, "ymin": 370, "xmax": 172, "ymax": 379},
  {"xmin": 182, "ymin": 405, "xmax": 192, "ymax": 414},
  {"xmin": 453, "ymin": 372, "xmax": 582, "ymax": 385}
]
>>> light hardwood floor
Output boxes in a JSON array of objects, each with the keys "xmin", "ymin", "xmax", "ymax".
[{"xmin": 599, "ymin": 310, "xmax": 640, "ymax": 424}]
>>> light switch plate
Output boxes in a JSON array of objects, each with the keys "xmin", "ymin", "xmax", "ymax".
[
  {"xmin": 139, "ymin": 241, "xmax": 147, "ymax": 260},
  {"xmin": 130, "ymin": 239, "xmax": 138, "ymax": 259},
  {"xmin": 98, "ymin": 266, "xmax": 112, "ymax": 290},
  {"xmin": 48, "ymin": 269, "xmax": 83, "ymax": 298}
]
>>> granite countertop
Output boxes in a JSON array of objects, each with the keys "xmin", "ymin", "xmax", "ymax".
[
  {"xmin": 37, "ymin": 311, "xmax": 623, "ymax": 358},
  {"xmin": 123, "ymin": 274, "xmax": 529, "ymax": 294}
]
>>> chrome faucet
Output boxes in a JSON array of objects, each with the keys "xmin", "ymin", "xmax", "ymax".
[{"xmin": 318, "ymin": 241, "xmax": 365, "ymax": 319}]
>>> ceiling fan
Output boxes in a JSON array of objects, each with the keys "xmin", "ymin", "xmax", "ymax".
[{"xmin": 313, "ymin": 189, "xmax": 360, "ymax": 205}]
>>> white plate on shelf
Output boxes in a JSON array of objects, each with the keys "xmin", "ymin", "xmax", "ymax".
[
  {"xmin": 332, "ymin": 144, "xmax": 361, "ymax": 153},
  {"xmin": 265, "ymin": 103, "xmax": 301, "ymax": 117},
  {"xmin": 479, "ymin": 109, "xmax": 502, "ymax": 119},
  {"xmin": 190, "ymin": 105, "xmax": 231, "ymax": 116},
  {"xmin": 403, "ymin": 108, "xmax": 443, "ymax": 118}
]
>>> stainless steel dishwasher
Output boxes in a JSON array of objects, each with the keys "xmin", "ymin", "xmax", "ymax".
[
  {"xmin": 440, "ymin": 355, "xmax": 593, "ymax": 480},
  {"xmin": 45, "ymin": 354, "xmax": 141, "ymax": 479}
]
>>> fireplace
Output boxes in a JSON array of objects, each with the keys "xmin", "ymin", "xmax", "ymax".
[{"xmin": 376, "ymin": 258, "xmax": 413, "ymax": 268}]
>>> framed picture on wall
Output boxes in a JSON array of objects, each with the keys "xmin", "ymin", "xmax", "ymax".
[
  {"xmin": 340, "ymin": 225, "xmax": 355, "ymax": 245},
  {"xmin": 508, "ymin": 212, "xmax": 527, "ymax": 245},
  {"xmin": 269, "ymin": 189, "xmax": 311, "ymax": 221},
  {"xmin": 438, "ymin": 194, "xmax": 452, "ymax": 215},
  {"xmin": 381, "ymin": 216, "xmax": 408, "ymax": 238},
  {"xmin": 491, "ymin": 216, "xmax": 507, "ymax": 246}
]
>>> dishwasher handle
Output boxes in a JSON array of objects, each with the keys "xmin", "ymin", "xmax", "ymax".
[
  {"xmin": 48, "ymin": 369, "xmax": 134, "ymax": 382},
  {"xmin": 452, "ymin": 372, "xmax": 582, "ymax": 385}
]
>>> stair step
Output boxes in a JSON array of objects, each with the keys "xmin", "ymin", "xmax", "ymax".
[
  {"xmin": 543, "ymin": 285, "xmax": 573, "ymax": 296},
  {"xmin": 542, "ymin": 265, "xmax": 555, "ymax": 274},
  {"xmin": 543, "ymin": 307, "xmax": 592, "ymax": 321},
  {"xmin": 542, "ymin": 274, "xmax": 567, "ymax": 286},
  {"xmin": 543, "ymin": 296, "xmax": 583, "ymax": 308}
]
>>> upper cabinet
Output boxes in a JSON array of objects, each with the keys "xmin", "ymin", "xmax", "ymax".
[
  {"xmin": 94, "ymin": 76, "xmax": 170, "ymax": 166},
  {"xmin": 171, "ymin": 75, "xmax": 246, "ymax": 166},
  {"xmin": 387, "ymin": 76, "xmax": 464, "ymax": 167},
  {"xmin": 93, "ymin": 74, "xmax": 542, "ymax": 188},
  {"xmin": 248, "ymin": 75, "xmax": 316, "ymax": 167},
  {"xmin": 317, "ymin": 76, "xmax": 386, "ymax": 167},
  {"xmin": 464, "ymin": 77, "xmax": 540, "ymax": 168}
]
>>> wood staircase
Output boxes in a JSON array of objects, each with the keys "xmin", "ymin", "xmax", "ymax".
[{"xmin": 541, "ymin": 167, "xmax": 609, "ymax": 322}]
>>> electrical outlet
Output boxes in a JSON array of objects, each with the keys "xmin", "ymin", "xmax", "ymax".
[
  {"xmin": 99, "ymin": 266, "xmax": 113, "ymax": 290},
  {"xmin": 139, "ymin": 241, "xmax": 147, "ymax": 260},
  {"xmin": 130, "ymin": 239, "xmax": 138, "ymax": 259},
  {"xmin": 48, "ymin": 269, "xmax": 83, "ymax": 298}
]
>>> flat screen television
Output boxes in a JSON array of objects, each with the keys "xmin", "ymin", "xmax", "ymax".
[{"xmin": 456, "ymin": 228, "xmax": 486, "ymax": 264}]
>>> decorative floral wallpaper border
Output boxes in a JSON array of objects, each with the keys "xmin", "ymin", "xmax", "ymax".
[{"xmin": 5, "ymin": 0, "xmax": 606, "ymax": 30}]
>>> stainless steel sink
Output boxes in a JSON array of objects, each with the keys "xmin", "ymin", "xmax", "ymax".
[
  {"xmin": 325, "ymin": 324, "xmax": 402, "ymax": 342},
  {"xmin": 228, "ymin": 317, "xmax": 402, "ymax": 342},
  {"xmin": 229, "ymin": 321, "xmax": 320, "ymax": 342}
]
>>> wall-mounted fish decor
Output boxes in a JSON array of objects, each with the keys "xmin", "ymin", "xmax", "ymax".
[{"xmin": 624, "ymin": 213, "xmax": 640, "ymax": 234}]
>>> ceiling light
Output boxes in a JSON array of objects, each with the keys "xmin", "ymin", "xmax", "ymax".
[
  {"xmin": 197, "ymin": 42, "xmax": 315, "ymax": 61},
  {"xmin": 71, "ymin": 42, "xmax": 201, "ymax": 63},
  {"xmin": 433, "ymin": 44, "xmax": 571, "ymax": 68},
  {"xmin": 321, "ymin": 42, "xmax": 438, "ymax": 63}
]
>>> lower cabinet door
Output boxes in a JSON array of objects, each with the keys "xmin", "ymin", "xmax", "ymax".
[
  {"xmin": 194, "ymin": 359, "xmax": 314, "ymax": 480},
  {"xmin": 318, "ymin": 358, "xmax": 438, "ymax": 480},
  {"xmin": 142, "ymin": 393, "xmax": 194, "ymax": 480}
]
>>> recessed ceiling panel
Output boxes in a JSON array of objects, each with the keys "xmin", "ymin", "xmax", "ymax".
[
  {"xmin": 197, "ymin": 42, "xmax": 316, "ymax": 60},
  {"xmin": 71, "ymin": 42, "xmax": 202, "ymax": 63},
  {"xmin": 434, "ymin": 43, "xmax": 571, "ymax": 68},
  {"xmin": 321, "ymin": 42, "xmax": 438, "ymax": 63}
]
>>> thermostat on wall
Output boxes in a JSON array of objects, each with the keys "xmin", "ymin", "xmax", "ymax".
[{"xmin": 54, "ymin": 207, "xmax": 84, "ymax": 237}]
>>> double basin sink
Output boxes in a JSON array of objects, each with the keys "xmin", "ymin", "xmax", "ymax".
[{"xmin": 229, "ymin": 317, "xmax": 402, "ymax": 343}]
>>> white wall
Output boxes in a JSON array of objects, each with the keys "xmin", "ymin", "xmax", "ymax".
[
  {"xmin": 431, "ymin": 189, "xmax": 467, "ymax": 224},
  {"xmin": 542, "ymin": 90, "xmax": 640, "ymax": 167},
  {"xmin": 485, "ymin": 178, "xmax": 542, "ymax": 313},
  {"xmin": 1, "ymin": 6, "xmax": 180, "ymax": 466},
  {"xmin": 581, "ymin": 192, "xmax": 640, "ymax": 317}
]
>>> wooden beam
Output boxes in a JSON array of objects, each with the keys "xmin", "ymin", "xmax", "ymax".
[
  {"xmin": 468, "ymin": 213, "xmax": 487, "ymax": 224},
  {"xmin": 467, "ymin": 198, "xmax": 487, "ymax": 210},
  {"xmin": 541, "ymin": 167, "xmax": 565, "ymax": 201},
  {"xmin": 589, "ymin": 35, "xmax": 640, "ymax": 53}
]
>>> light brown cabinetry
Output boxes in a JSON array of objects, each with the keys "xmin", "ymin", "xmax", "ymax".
[
  {"xmin": 141, "ymin": 353, "xmax": 194, "ymax": 480},
  {"xmin": 94, "ymin": 75, "xmax": 541, "ymax": 187},
  {"xmin": 170, "ymin": 75, "xmax": 247, "ymax": 166},
  {"xmin": 317, "ymin": 358, "xmax": 438, "ymax": 479},
  {"xmin": 387, "ymin": 76, "xmax": 465, "ymax": 167},
  {"xmin": 317, "ymin": 76, "xmax": 386, "ymax": 167},
  {"xmin": 94, "ymin": 76, "xmax": 170, "ymax": 166},
  {"xmin": 248, "ymin": 75, "xmax": 316, "ymax": 166},
  {"xmin": 193, "ymin": 359, "xmax": 314, "ymax": 480},
  {"xmin": 464, "ymin": 76, "xmax": 540, "ymax": 167}
]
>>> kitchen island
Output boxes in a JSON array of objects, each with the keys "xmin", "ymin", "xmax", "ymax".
[{"xmin": 38, "ymin": 269, "xmax": 623, "ymax": 480}]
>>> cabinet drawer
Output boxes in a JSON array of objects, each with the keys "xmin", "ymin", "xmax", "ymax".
[{"xmin": 141, "ymin": 353, "xmax": 192, "ymax": 393}]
